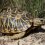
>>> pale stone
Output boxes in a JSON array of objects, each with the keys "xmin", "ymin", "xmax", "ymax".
[{"xmin": 41, "ymin": 25, "xmax": 45, "ymax": 30}]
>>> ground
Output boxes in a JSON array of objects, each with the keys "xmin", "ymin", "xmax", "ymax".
[{"xmin": 0, "ymin": 27, "xmax": 45, "ymax": 45}]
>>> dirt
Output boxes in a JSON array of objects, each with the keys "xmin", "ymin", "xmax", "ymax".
[{"xmin": 0, "ymin": 27, "xmax": 45, "ymax": 45}]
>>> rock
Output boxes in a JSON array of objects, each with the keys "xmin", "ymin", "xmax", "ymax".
[{"xmin": 41, "ymin": 25, "xmax": 45, "ymax": 30}]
